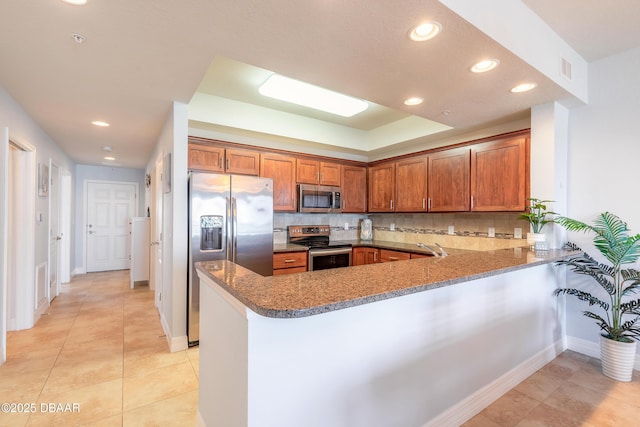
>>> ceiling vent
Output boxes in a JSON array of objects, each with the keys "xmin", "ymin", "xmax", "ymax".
[{"xmin": 560, "ymin": 57, "xmax": 572, "ymax": 81}]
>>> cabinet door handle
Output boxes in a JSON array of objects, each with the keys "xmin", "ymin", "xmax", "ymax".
[
  {"xmin": 428, "ymin": 198, "xmax": 431, "ymax": 209},
  {"xmin": 471, "ymin": 196, "xmax": 474, "ymax": 210},
  {"xmin": 284, "ymin": 259, "xmax": 296, "ymax": 263},
  {"xmin": 227, "ymin": 158, "xmax": 231, "ymax": 170},
  {"xmin": 374, "ymin": 252, "xmax": 378, "ymax": 262},
  {"xmin": 389, "ymin": 256, "xmax": 399, "ymax": 261},
  {"xmin": 422, "ymin": 198, "xmax": 426, "ymax": 209},
  {"xmin": 390, "ymin": 199, "xmax": 394, "ymax": 210}
]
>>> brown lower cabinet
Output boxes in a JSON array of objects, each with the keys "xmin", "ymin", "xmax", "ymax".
[
  {"xmin": 273, "ymin": 251, "xmax": 307, "ymax": 275},
  {"xmin": 379, "ymin": 249, "xmax": 410, "ymax": 262},
  {"xmin": 352, "ymin": 247, "xmax": 379, "ymax": 266}
]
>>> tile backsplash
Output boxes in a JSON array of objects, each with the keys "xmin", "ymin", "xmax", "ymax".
[{"xmin": 275, "ymin": 212, "xmax": 532, "ymax": 250}]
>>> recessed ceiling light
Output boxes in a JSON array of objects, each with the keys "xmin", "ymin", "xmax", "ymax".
[
  {"xmin": 404, "ymin": 97, "xmax": 423, "ymax": 106},
  {"xmin": 102, "ymin": 145, "xmax": 112, "ymax": 152},
  {"xmin": 258, "ymin": 74, "xmax": 368, "ymax": 117},
  {"xmin": 103, "ymin": 156, "xmax": 115, "ymax": 161},
  {"xmin": 471, "ymin": 59, "xmax": 500, "ymax": 73},
  {"xmin": 408, "ymin": 22, "xmax": 442, "ymax": 42},
  {"xmin": 71, "ymin": 33, "xmax": 86, "ymax": 44},
  {"xmin": 62, "ymin": 0, "xmax": 87, "ymax": 5},
  {"xmin": 510, "ymin": 83, "xmax": 538, "ymax": 93},
  {"xmin": 92, "ymin": 120, "xmax": 110, "ymax": 127}
]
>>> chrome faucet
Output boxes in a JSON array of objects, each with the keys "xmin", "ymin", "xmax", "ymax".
[{"xmin": 416, "ymin": 243, "xmax": 440, "ymax": 257}]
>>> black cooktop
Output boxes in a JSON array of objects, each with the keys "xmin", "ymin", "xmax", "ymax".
[{"xmin": 288, "ymin": 225, "xmax": 352, "ymax": 249}]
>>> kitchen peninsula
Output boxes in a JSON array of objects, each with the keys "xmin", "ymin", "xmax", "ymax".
[{"xmin": 196, "ymin": 247, "xmax": 575, "ymax": 427}]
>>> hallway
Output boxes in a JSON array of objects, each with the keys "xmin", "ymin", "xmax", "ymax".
[
  {"xmin": 0, "ymin": 270, "xmax": 198, "ymax": 426},
  {"xmin": 1, "ymin": 270, "xmax": 640, "ymax": 426}
]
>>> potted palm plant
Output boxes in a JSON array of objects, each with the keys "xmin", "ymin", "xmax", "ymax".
[
  {"xmin": 519, "ymin": 198, "xmax": 556, "ymax": 250},
  {"xmin": 554, "ymin": 212, "xmax": 640, "ymax": 381}
]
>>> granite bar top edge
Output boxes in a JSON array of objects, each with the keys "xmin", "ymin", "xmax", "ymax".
[{"xmin": 197, "ymin": 248, "xmax": 578, "ymax": 319}]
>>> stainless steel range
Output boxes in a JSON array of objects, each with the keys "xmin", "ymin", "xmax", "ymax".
[{"xmin": 288, "ymin": 225, "xmax": 352, "ymax": 271}]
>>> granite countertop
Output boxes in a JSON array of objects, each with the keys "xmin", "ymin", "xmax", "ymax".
[
  {"xmin": 273, "ymin": 243, "xmax": 308, "ymax": 253},
  {"xmin": 346, "ymin": 239, "xmax": 472, "ymax": 256},
  {"xmin": 197, "ymin": 247, "xmax": 576, "ymax": 319},
  {"xmin": 273, "ymin": 239, "xmax": 469, "ymax": 256}
]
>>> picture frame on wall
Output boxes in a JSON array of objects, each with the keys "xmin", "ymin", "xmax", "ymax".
[
  {"xmin": 38, "ymin": 163, "xmax": 49, "ymax": 198},
  {"xmin": 163, "ymin": 153, "xmax": 171, "ymax": 193}
]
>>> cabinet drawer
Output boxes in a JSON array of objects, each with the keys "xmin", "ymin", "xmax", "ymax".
[
  {"xmin": 410, "ymin": 252, "xmax": 432, "ymax": 259},
  {"xmin": 273, "ymin": 251, "xmax": 307, "ymax": 269},
  {"xmin": 273, "ymin": 266, "xmax": 308, "ymax": 275},
  {"xmin": 379, "ymin": 249, "xmax": 410, "ymax": 262}
]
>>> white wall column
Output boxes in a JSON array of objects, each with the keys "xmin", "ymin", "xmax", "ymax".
[{"xmin": 530, "ymin": 102, "xmax": 569, "ymax": 249}]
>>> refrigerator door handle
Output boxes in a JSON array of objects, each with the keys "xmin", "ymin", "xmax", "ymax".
[
  {"xmin": 232, "ymin": 196, "xmax": 238, "ymax": 262},
  {"xmin": 226, "ymin": 196, "xmax": 232, "ymax": 261}
]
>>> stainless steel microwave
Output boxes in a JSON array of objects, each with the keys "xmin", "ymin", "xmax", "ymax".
[{"xmin": 298, "ymin": 184, "xmax": 342, "ymax": 213}]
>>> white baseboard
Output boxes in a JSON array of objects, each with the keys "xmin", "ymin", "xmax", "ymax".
[
  {"xmin": 567, "ymin": 335, "xmax": 640, "ymax": 371},
  {"xmin": 159, "ymin": 312, "xmax": 188, "ymax": 353},
  {"xmin": 424, "ymin": 340, "xmax": 566, "ymax": 427},
  {"xmin": 71, "ymin": 267, "xmax": 86, "ymax": 277}
]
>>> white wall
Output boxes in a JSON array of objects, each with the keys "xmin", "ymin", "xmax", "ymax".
[
  {"xmin": 72, "ymin": 164, "xmax": 145, "ymax": 274},
  {"xmin": 564, "ymin": 46, "xmax": 640, "ymax": 353},
  {"xmin": 0, "ymin": 86, "xmax": 74, "ymax": 336},
  {"xmin": 199, "ymin": 263, "xmax": 564, "ymax": 427},
  {"xmin": 146, "ymin": 102, "xmax": 189, "ymax": 351}
]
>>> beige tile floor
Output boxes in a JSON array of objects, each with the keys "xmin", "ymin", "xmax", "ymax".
[
  {"xmin": 0, "ymin": 270, "xmax": 199, "ymax": 426},
  {"xmin": 2, "ymin": 270, "xmax": 639, "ymax": 426}
]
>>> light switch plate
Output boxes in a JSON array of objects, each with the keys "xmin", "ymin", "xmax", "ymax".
[
  {"xmin": 448, "ymin": 225, "xmax": 455, "ymax": 235},
  {"xmin": 488, "ymin": 227, "xmax": 495, "ymax": 238},
  {"xmin": 514, "ymin": 227, "xmax": 522, "ymax": 239}
]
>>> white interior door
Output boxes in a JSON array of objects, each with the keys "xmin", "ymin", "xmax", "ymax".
[
  {"xmin": 86, "ymin": 181, "xmax": 137, "ymax": 272},
  {"xmin": 151, "ymin": 157, "xmax": 163, "ymax": 309},
  {"xmin": 59, "ymin": 171, "xmax": 72, "ymax": 283},
  {"xmin": 49, "ymin": 162, "xmax": 60, "ymax": 302}
]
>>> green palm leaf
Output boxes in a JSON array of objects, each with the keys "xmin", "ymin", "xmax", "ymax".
[
  {"xmin": 554, "ymin": 288, "xmax": 609, "ymax": 311},
  {"xmin": 555, "ymin": 212, "xmax": 640, "ymax": 342}
]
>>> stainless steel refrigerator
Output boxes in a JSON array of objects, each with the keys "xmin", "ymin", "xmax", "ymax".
[{"xmin": 188, "ymin": 172, "xmax": 273, "ymax": 345}]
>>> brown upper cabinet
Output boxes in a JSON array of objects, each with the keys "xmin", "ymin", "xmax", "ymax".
[
  {"xmin": 341, "ymin": 165, "xmax": 367, "ymax": 213},
  {"xmin": 395, "ymin": 155, "xmax": 428, "ymax": 212},
  {"xmin": 470, "ymin": 136, "xmax": 528, "ymax": 211},
  {"xmin": 368, "ymin": 162, "xmax": 396, "ymax": 212},
  {"xmin": 296, "ymin": 159, "xmax": 341, "ymax": 186},
  {"xmin": 428, "ymin": 148, "xmax": 470, "ymax": 212},
  {"xmin": 188, "ymin": 144, "xmax": 259, "ymax": 176},
  {"xmin": 260, "ymin": 153, "xmax": 297, "ymax": 212},
  {"xmin": 188, "ymin": 144, "xmax": 224, "ymax": 172},
  {"xmin": 369, "ymin": 149, "xmax": 471, "ymax": 213}
]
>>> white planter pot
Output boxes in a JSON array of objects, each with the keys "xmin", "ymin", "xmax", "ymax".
[
  {"xmin": 600, "ymin": 335, "xmax": 637, "ymax": 382},
  {"xmin": 526, "ymin": 232, "xmax": 548, "ymax": 251}
]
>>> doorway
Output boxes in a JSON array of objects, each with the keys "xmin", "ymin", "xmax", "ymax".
[
  {"xmin": 49, "ymin": 162, "xmax": 60, "ymax": 302},
  {"xmin": 85, "ymin": 181, "xmax": 138, "ymax": 272},
  {"xmin": 2, "ymin": 136, "xmax": 36, "ymax": 333},
  {"xmin": 151, "ymin": 154, "xmax": 164, "ymax": 310}
]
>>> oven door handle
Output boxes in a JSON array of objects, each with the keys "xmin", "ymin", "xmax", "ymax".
[{"xmin": 309, "ymin": 247, "xmax": 352, "ymax": 256}]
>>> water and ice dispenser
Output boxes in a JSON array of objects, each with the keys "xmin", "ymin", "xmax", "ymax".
[{"xmin": 200, "ymin": 215, "xmax": 223, "ymax": 251}]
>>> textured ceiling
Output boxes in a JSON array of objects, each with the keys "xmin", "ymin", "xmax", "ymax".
[{"xmin": 1, "ymin": 1, "xmax": 639, "ymax": 167}]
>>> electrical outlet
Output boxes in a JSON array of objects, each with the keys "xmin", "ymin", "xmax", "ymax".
[
  {"xmin": 390, "ymin": 223, "xmax": 395, "ymax": 231},
  {"xmin": 514, "ymin": 227, "xmax": 523, "ymax": 239},
  {"xmin": 448, "ymin": 225, "xmax": 455, "ymax": 235},
  {"xmin": 488, "ymin": 227, "xmax": 495, "ymax": 238}
]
